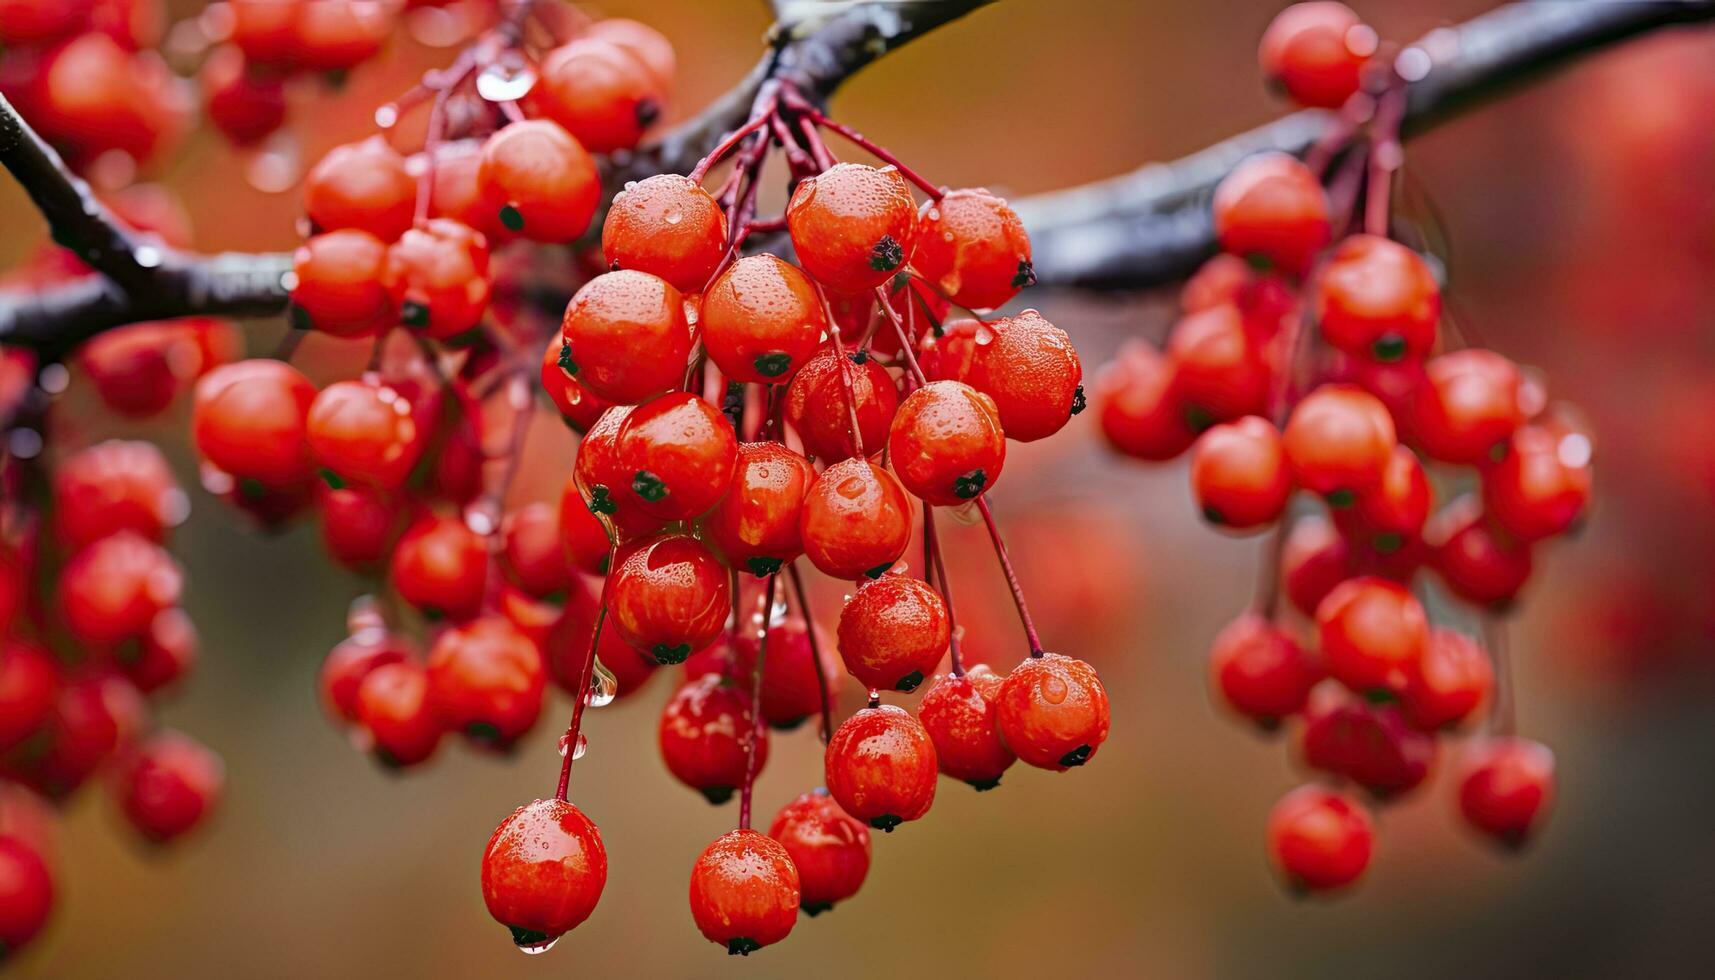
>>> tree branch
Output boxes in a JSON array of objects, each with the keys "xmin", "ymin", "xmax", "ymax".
[
  {"xmin": 1017, "ymin": 0, "xmax": 1715, "ymax": 292},
  {"xmin": 0, "ymin": 0, "xmax": 994, "ymax": 360}
]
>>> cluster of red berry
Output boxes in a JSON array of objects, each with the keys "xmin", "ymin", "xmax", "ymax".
[{"xmin": 1095, "ymin": 1, "xmax": 1583, "ymax": 894}]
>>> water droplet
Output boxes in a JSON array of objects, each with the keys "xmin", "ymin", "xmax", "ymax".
[
  {"xmin": 243, "ymin": 132, "xmax": 301, "ymax": 193},
  {"xmin": 37, "ymin": 363, "xmax": 69, "ymax": 394},
  {"xmin": 477, "ymin": 60, "xmax": 537, "ymax": 103},
  {"xmin": 663, "ymin": 210, "xmax": 682, "ymax": 226},
  {"xmin": 6, "ymin": 429, "xmax": 42, "ymax": 459},
  {"xmin": 134, "ymin": 245, "xmax": 162, "ymax": 268},
  {"xmin": 588, "ymin": 661, "xmax": 618, "ymax": 708},
  {"xmin": 516, "ymin": 936, "xmax": 559, "ymax": 955},
  {"xmin": 1557, "ymin": 432, "xmax": 1593, "ymax": 469},
  {"xmin": 374, "ymin": 104, "xmax": 400, "ymax": 128}
]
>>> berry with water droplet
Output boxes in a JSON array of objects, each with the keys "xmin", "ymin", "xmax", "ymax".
[
  {"xmin": 689, "ymin": 828, "xmax": 800, "ymax": 955},
  {"xmin": 995, "ymin": 652, "xmax": 1110, "ymax": 771},
  {"xmin": 482, "ymin": 798, "xmax": 607, "ymax": 951},
  {"xmin": 825, "ymin": 704, "xmax": 937, "ymax": 831}
]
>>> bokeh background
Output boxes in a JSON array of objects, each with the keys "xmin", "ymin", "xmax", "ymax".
[{"xmin": 5, "ymin": 1, "xmax": 1715, "ymax": 977}]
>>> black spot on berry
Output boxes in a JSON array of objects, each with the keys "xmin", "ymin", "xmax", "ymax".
[
  {"xmin": 699, "ymin": 785, "xmax": 735, "ymax": 805},
  {"xmin": 753, "ymin": 351, "xmax": 792, "ymax": 377},
  {"xmin": 557, "ymin": 341, "xmax": 578, "ymax": 375},
  {"xmin": 953, "ymin": 469, "xmax": 987, "ymax": 500},
  {"xmin": 635, "ymin": 99, "xmax": 661, "ymax": 129},
  {"xmin": 801, "ymin": 901, "xmax": 834, "ymax": 917},
  {"xmin": 632, "ymin": 470, "xmax": 668, "ymax": 502},
  {"xmin": 651, "ymin": 642, "xmax": 693, "ymax": 665},
  {"xmin": 587, "ymin": 485, "xmax": 616, "ymax": 515},
  {"xmin": 864, "ymin": 561, "xmax": 893, "ymax": 579},
  {"xmin": 869, "ymin": 814, "xmax": 903, "ymax": 832},
  {"xmin": 288, "ymin": 304, "xmax": 313, "ymax": 332},
  {"xmin": 499, "ymin": 204, "xmax": 525, "ymax": 231},
  {"xmin": 1203, "ymin": 505, "xmax": 1225, "ymax": 525},
  {"xmin": 1059, "ymin": 744, "xmax": 1093, "ymax": 767},
  {"xmin": 849, "ymin": 349, "xmax": 870, "ymax": 365},
  {"xmin": 1011, "ymin": 258, "xmax": 1037, "ymax": 289},
  {"xmin": 726, "ymin": 938, "xmax": 760, "ymax": 956},
  {"xmin": 967, "ymin": 777, "xmax": 1002, "ymax": 792},
  {"xmin": 401, "ymin": 300, "xmax": 430, "ymax": 328},
  {"xmin": 1070, "ymin": 384, "xmax": 1087, "ymax": 415},
  {"xmin": 870, "ymin": 235, "xmax": 904, "ymax": 273},
  {"xmin": 747, "ymin": 556, "xmax": 783, "ymax": 577},
  {"xmin": 1326, "ymin": 488, "xmax": 1356, "ymax": 509},
  {"xmin": 1372, "ymin": 334, "xmax": 1408, "ymax": 362},
  {"xmin": 896, "ymin": 671, "xmax": 925, "ymax": 692},
  {"xmin": 509, "ymin": 927, "xmax": 552, "ymax": 948},
  {"xmin": 319, "ymin": 468, "xmax": 346, "ymax": 490}
]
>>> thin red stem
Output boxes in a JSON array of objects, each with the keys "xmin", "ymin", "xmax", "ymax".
[
  {"xmin": 922, "ymin": 502, "xmax": 964, "ymax": 676},
  {"xmin": 877, "ymin": 285, "xmax": 928, "ymax": 384},
  {"xmin": 555, "ymin": 594, "xmax": 608, "ymax": 802},
  {"xmin": 786, "ymin": 563, "xmax": 835, "ymax": 744},
  {"xmin": 815, "ymin": 284, "xmax": 866, "ymax": 458},
  {"xmin": 974, "ymin": 497, "xmax": 1043, "ymax": 659},
  {"xmin": 1365, "ymin": 83, "xmax": 1408, "ymax": 238},
  {"xmin": 738, "ymin": 573, "xmax": 779, "ymax": 830},
  {"xmin": 798, "ymin": 107, "xmax": 944, "ymax": 200},
  {"xmin": 794, "ymin": 113, "xmax": 838, "ymax": 171},
  {"xmin": 689, "ymin": 106, "xmax": 775, "ymax": 185},
  {"xmin": 1482, "ymin": 617, "xmax": 1516, "ymax": 737}
]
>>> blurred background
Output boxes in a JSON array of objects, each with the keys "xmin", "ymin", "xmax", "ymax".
[{"xmin": 4, "ymin": 0, "xmax": 1715, "ymax": 977}]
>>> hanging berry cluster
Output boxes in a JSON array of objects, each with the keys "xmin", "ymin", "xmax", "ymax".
[{"xmin": 1095, "ymin": 1, "xmax": 1585, "ymax": 894}]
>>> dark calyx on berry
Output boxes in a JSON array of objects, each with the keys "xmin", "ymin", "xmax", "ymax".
[
  {"xmin": 1184, "ymin": 404, "xmax": 1215, "ymax": 432},
  {"xmin": 1326, "ymin": 488, "xmax": 1356, "ymax": 508},
  {"xmin": 770, "ymin": 715, "xmax": 809, "ymax": 732},
  {"xmin": 1371, "ymin": 532, "xmax": 1403, "ymax": 554},
  {"xmin": 699, "ymin": 785, "xmax": 736, "ymax": 805},
  {"xmin": 498, "ymin": 204, "xmax": 525, "ymax": 231},
  {"xmin": 636, "ymin": 99, "xmax": 661, "ymax": 128},
  {"xmin": 651, "ymin": 642, "xmax": 693, "ymax": 665},
  {"xmin": 1059, "ymin": 744, "xmax": 1093, "ymax": 767},
  {"xmin": 849, "ymin": 349, "xmax": 869, "ymax": 365},
  {"xmin": 727, "ymin": 938, "xmax": 761, "ymax": 957},
  {"xmin": 1203, "ymin": 505, "xmax": 1225, "ymax": 525},
  {"xmin": 1012, "ymin": 258, "xmax": 1037, "ymax": 289},
  {"xmin": 869, "ymin": 235, "xmax": 904, "ymax": 272},
  {"xmin": 967, "ymin": 776, "xmax": 1002, "ymax": 792},
  {"xmin": 747, "ymin": 556, "xmax": 783, "ymax": 577},
  {"xmin": 289, "ymin": 304, "xmax": 314, "ymax": 331},
  {"xmin": 895, "ymin": 670, "xmax": 925, "ymax": 692},
  {"xmin": 753, "ymin": 352, "xmax": 793, "ymax": 377},
  {"xmin": 1070, "ymin": 384, "xmax": 1087, "ymax": 415},
  {"xmin": 1371, "ymin": 334, "xmax": 1408, "ymax": 361},
  {"xmin": 558, "ymin": 342, "xmax": 578, "ymax": 374},
  {"xmin": 802, "ymin": 901, "xmax": 834, "ymax": 917},
  {"xmin": 631, "ymin": 470, "xmax": 669, "ymax": 502},
  {"xmin": 869, "ymin": 814, "xmax": 903, "ymax": 832},
  {"xmin": 587, "ymin": 485, "xmax": 616, "ymax": 514},
  {"xmin": 509, "ymin": 927, "xmax": 552, "ymax": 948},
  {"xmin": 953, "ymin": 469, "xmax": 987, "ymax": 500},
  {"xmin": 465, "ymin": 721, "xmax": 504, "ymax": 746},
  {"xmin": 401, "ymin": 300, "xmax": 430, "ymax": 328},
  {"xmin": 320, "ymin": 467, "xmax": 346, "ymax": 490},
  {"xmin": 864, "ymin": 562, "xmax": 894, "ymax": 580}
]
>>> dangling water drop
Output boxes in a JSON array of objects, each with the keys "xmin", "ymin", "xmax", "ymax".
[
  {"xmin": 477, "ymin": 59, "xmax": 537, "ymax": 102},
  {"xmin": 516, "ymin": 936, "xmax": 559, "ymax": 956},
  {"xmin": 588, "ymin": 661, "xmax": 619, "ymax": 708}
]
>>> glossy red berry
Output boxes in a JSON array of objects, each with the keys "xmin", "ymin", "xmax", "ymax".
[
  {"xmin": 1208, "ymin": 613, "xmax": 1321, "ymax": 727},
  {"xmin": 688, "ymin": 828, "xmax": 799, "ymax": 955},
  {"xmin": 478, "ymin": 119, "xmax": 600, "ymax": 242},
  {"xmin": 787, "ymin": 163, "xmax": 917, "ymax": 295},
  {"xmin": 534, "ymin": 38, "xmax": 663, "ymax": 153},
  {"xmin": 200, "ymin": 44, "xmax": 285, "ymax": 145},
  {"xmin": 288, "ymin": 0, "xmax": 395, "ymax": 72},
  {"xmin": 123, "ymin": 606, "xmax": 198, "ymax": 695},
  {"xmin": 702, "ymin": 442, "xmax": 816, "ymax": 577},
  {"xmin": 783, "ymin": 345, "xmax": 899, "ymax": 462},
  {"xmin": 1212, "ymin": 152, "xmax": 1331, "ymax": 276},
  {"xmin": 1095, "ymin": 340, "xmax": 1196, "ymax": 461},
  {"xmin": 52, "ymin": 439, "xmax": 185, "ymax": 550},
  {"xmin": 1190, "ymin": 416, "xmax": 1292, "ymax": 531},
  {"xmin": 306, "ymin": 379, "xmax": 424, "ymax": 490},
  {"xmin": 1399, "ymin": 628, "xmax": 1493, "ymax": 731},
  {"xmin": 965, "ymin": 311, "xmax": 1082, "ymax": 443},
  {"xmin": 111, "ymin": 730, "xmax": 222, "ymax": 843},
  {"xmin": 1283, "ymin": 384, "xmax": 1397, "ymax": 502},
  {"xmin": 317, "ymin": 483, "xmax": 401, "ymax": 569},
  {"xmin": 767, "ymin": 790, "xmax": 870, "ymax": 916},
  {"xmin": 1349, "ymin": 444, "xmax": 1431, "ymax": 547},
  {"xmin": 917, "ymin": 664, "xmax": 1016, "ymax": 790},
  {"xmin": 426, "ymin": 616, "xmax": 546, "ymax": 748},
  {"xmin": 601, "ymin": 173, "xmax": 727, "ymax": 293},
  {"xmin": 825, "ymin": 704, "xmax": 937, "ymax": 831},
  {"xmin": 59, "ymin": 532, "xmax": 181, "ymax": 648},
  {"xmin": 546, "ymin": 588, "xmax": 659, "ymax": 701},
  {"xmin": 389, "ymin": 515, "xmax": 488, "ymax": 620},
  {"xmin": 560, "ymin": 270, "xmax": 693, "ymax": 405},
  {"xmin": 1483, "ymin": 424, "xmax": 1592, "ymax": 542},
  {"xmin": 1427, "ymin": 498, "xmax": 1534, "ymax": 609},
  {"xmin": 354, "ymin": 661, "xmax": 442, "ymax": 768},
  {"xmin": 1314, "ymin": 235, "xmax": 1441, "ymax": 362},
  {"xmin": 659, "ymin": 672, "xmax": 765, "ymax": 804},
  {"xmin": 303, "ymin": 136, "xmax": 416, "ymax": 242},
  {"xmin": 1299, "ymin": 683, "xmax": 1436, "ymax": 798},
  {"xmin": 192, "ymin": 359, "xmax": 317, "ymax": 489},
  {"xmin": 1166, "ymin": 303, "xmax": 1271, "ymax": 425},
  {"xmin": 607, "ymin": 534, "xmax": 730, "ymax": 664},
  {"xmin": 1457, "ymin": 737, "xmax": 1555, "ymax": 848},
  {"xmin": 1258, "ymin": 2, "xmax": 1373, "ymax": 109},
  {"xmin": 384, "ymin": 218, "xmax": 491, "ymax": 339},
  {"xmin": 0, "ymin": 836, "xmax": 53, "ymax": 957},
  {"xmin": 583, "ymin": 18, "xmax": 675, "ymax": 92},
  {"xmin": 799, "ymin": 458, "xmax": 912, "ymax": 580},
  {"xmin": 837, "ymin": 574, "xmax": 949, "ymax": 693},
  {"xmin": 541, "ymin": 335, "xmax": 611, "ymax": 433},
  {"xmin": 290, "ymin": 230, "xmax": 392, "ymax": 337},
  {"xmin": 613, "ymin": 391, "xmax": 738, "ymax": 521},
  {"xmin": 0, "ymin": 640, "xmax": 58, "ymax": 754},
  {"xmin": 996, "ymin": 652, "xmax": 1111, "ymax": 770},
  {"xmin": 1315, "ymin": 576, "xmax": 1428, "ymax": 695},
  {"xmin": 574, "ymin": 406, "xmax": 668, "ymax": 541},
  {"xmin": 558, "ymin": 474, "xmax": 615, "ymax": 575},
  {"xmin": 729, "ymin": 612, "xmax": 842, "ymax": 728},
  {"xmin": 500, "ymin": 503, "xmax": 570, "ymax": 598},
  {"xmin": 1265, "ymin": 784, "xmax": 1373, "ymax": 893},
  {"xmin": 1281, "ymin": 513, "xmax": 1351, "ymax": 616},
  {"xmin": 482, "ymin": 798, "xmax": 607, "ymax": 950},
  {"xmin": 1413, "ymin": 350, "xmax": 1528, "ymax": 465},
  {"xmin": 911, "ymin": 188, "xmax": 1033, "ymax": 312},
  {"xmin": 24, "ymin": 671, "xmax": 147, "ymax": 799},
  {"xmin": 887, "ymin": 380, "xmax": 1006, "ymax": 505},
  {"xmin": 701, "ymin": 254, "xmax": 829, "ymax": 384},
  {"xmin": 318, "ymin": 630, "xmax": 414, "ymax": 723}
]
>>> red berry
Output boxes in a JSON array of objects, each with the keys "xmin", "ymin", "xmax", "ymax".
[
  {"xmin": 533, "ymin": 38, "xmax": 663, "ymax": 153},
  {"xmin": 1167, "ymin": 303, "xmax": 1271, "ymax": 425},
  {"xmin": 288, "ymin": 0, "xmax": 394, "ymax": 72},
  {"xmin": 911, "ymin": 188, "xmax": 1032, "ymax": 311},
  {"xmin": 701, "ymin": 254, "xmax": 829, "ymax": 384},
  {"xmin": 659, "ymin": 672, "xmax": 765, "ymax": 804},
  {"xmin": 426, "ymin": 616, "xmax": 546, "ymax": 748},
  {"xmin": 573, "ymin": 406, "xmax": 668, "ymax": 541},
  {"xmin": 317, "ymin": 483, "xmax": 402, "ymax": 570},
  {"xmin": 355, "ymin": 661, "xmax": 442, "ymax": 768},
  {"xmin": 1282, "ymin": 384, "xmax": 1397, "ymax": 501},
  {"xmin": 546, "ymin": 588, "xmax": 659, "ymax": 701},
  {"xmin": 303, "ymin": 136, "xmax": 416, "ymax": 242},
  {"xmin": 25, "ymin": 671, "xmax": 147, "ymax": 799},
  {"xmin": 1095, "ymin": 339, "xmax": 1196, "ymax": 461},
  {"xmin": 52, "ymin": 439, "xmax": 184, "ymax": 550},
  {"xmin": 1212, "ymin": 152, "xmax": 1331, "ymax": 276},
  {"xmin": 1426, "ymin": 498, "xmax": 1534, "ymax": 609},
  {"xmin": 1265, "ymin": 784, "xmax": 1373, "ymax": 893},
  {"xmin": 1399, "ymin": 628, "xmax": 1493, "ymax": 731},
  {"xmin": 1457, "ymin": 737, "xmax": 1555, "ymax": 848},
  {"xmin": 606, "ymin": 533, "xmax": 730, "ymax": 664},
  {"xmin": 767, "ymin": 790, "xmax": 870, "ymax": 915},
  {"xmin": 887, "ymin": 380, "xmax": 1006, "ymax": 505},
  {"xmin": 583, "ymin": 18, "xmax": 675, "ymax": 93},
  {"xmin": 290, "ymin": 230, "xmax": 393, "ymax": 338},
  {"xmin": 825, "ymin": 704, "xmax": 937, "ymax": 831},
  {"xmin": 614, "ymin": 391, "xmax": 738, "ymax": 521},
  {"xmin": 225, "ymin": 0, "xmax": 298, "ymax": 67},
  {"xmin": 1258, "ymin": 2, "xmax": 1373, "ymax": 109},
  {"xmin": 917, "ymin": 664, "xmax": 1016, "ymax": 790},
  {"xmin": 478, "ymin": 119, "xmax": 599, "ymax": 242},
  {"xmin": 837, "ymin": 574, "xmax": 949, "ymax": 693},
  {"xmin": 787, "ymin": 163, "xmax": 917, "ymax": 295},
  {"xmin": 123, "ymin": 606, "xmax": 198, "ymax": 694},
  {"xmin": 0, "ymin": 0, "xmax": 91, "ymax": 45},
  {"xmin": 112, "ymin": 729, "xmax": 222, "ymax": 843},
  {"xmin": 1208, "ymin": 613, "xmax": 1321, "ymax": 727},
  {"xmin": 426, "ymin": 139, "xmax": 510, "ymax": 242},
  {"xmin": 1483, "ymin": 423, "xmax": 1592, "ymax": 541},
  {"xmin": 482, "ymin": 798, "xmax": 607, "ymax": 950},
  {"xmin": 1315, "ymin": 576, "xmax": 1428, "ymax": 695},
  {"xmin": 688, "ymin": 828, "xmax": 799, "ymax": 955},
  {"xmin": 306, "ymin": 379, "xmax": 425, "ymax": 490},
  {"xmin": 783, "ymin": 344, "xmax": 899, "ymax": 462},
  {"xmin": 200, "ymin": 44, "xmax": 285, "ymax": 145},
  {"xmin": 0, "ymin": 836, "xmax": 53, "ymax": 957},
  {"xmin": 799, "ymin": 458, "xmax": 912, "ymax": 580},
  {"xmin": 1314, "ymin": 235, "xmax": 1441, "ymax": 362},
  {"xmin": 558, "ymin": 474, "xmax": 614, "ymax": 575},
  {"xmin": 59, "ymin": 532, "xmax": 182, "ymax": 648},
  {"xmin": 0, "ymin": 640, "xmax": 58, "ymax": 754},
  {"xmin": 1281, "ymin": 513, "xmax": 1352, "ymax": 616},
  {"xmin": 729, "ymin": 611, "xmax": 841, "ymax": 728},
  {"xmin": 192, "ymin": 359, "xmax": 317, "ymax": 489},
  {"xmin": 389, "ymin": 515, "xmax": 488, "ymax": 620},
  {"xmin": 702, "ymin": 442, "xmax": 816, "ymax": 577},
  {"xmin": 1348, "ymin": 444, "xmax": 1431, "ymax": 547},
  {"xmin": 965, "ymin": 311, "xmax": 1082, "ymax": 443},
  {"xmin": 560, "ymin": 270, "xmax": 693, "ymax": 405},
  {"xmin": 75, "ymin": 321, "xmax": 197, "ymax": 417},
  {"xmin": 384, "ymin": 218, "xmax": 492, "ymax": 339},
  {"xmin": 1299, "ymin": 683, "xmax": 1436, "ymax": 798},
  {"xmin": 1413, "ymin": 350, "xmax": 1527, "ymax": 465},
  {"xmin": 1190, "ymin": 416, "xmax": 1292, "ymax": 531},
  {"xmin": 319, "ymin": 629, "xmax": 414, "ymax": 723},
  {"xmin": 500, "ymin": 502, "xmax": 570, "ymax": 598},
  {"xmin": 541, "ymin": 335, "xmax": 612, "ymax": 433},
  {"xmin": 601, "ymin": 173, "xmax": 727, "ymax": 293},
  {"xmin": 995, "ymin": 652, "xmax": 1110, "ymax": 770}
]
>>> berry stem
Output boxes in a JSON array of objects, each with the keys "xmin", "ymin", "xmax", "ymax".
[
  {"xmin": 921, "ymin": 501, "xmax": 964, "ymax": 676},
  {"xmin": 793, "ymin": 112, "xmax": 839, "ymax": 172},
  {"xmin": 688, "ymin": 100, "xmax": 776, "ymax": 185},
  {"xmin": 974, "ymin": 497, "xmax": 1044, "ymax": 659},
  {"xmin": 1364, "ymin": 81, "xmax": 1408, "ymax": 238},
  {"xmin": 555, "ymin": 590, "xmax": 609, "ymax": 802},
  {"xmin": 794, "ymin": 104, "xmax": 944, "ymax": 200},
  {"xmin": 814, "ymin": 284, "xmax": 867, "ymax": 458},
  {"xmin": 1482, "ymin": 616, "xmax": 1516, "ymax": 737},
  {"xmin": 786, "ymin": 562, "xmax": 836, "ymax": 744},
  {"xmin": 1253, "ymin": 517, "xmax": 1289, "ymax": 619},
  {"xmin": 875, "ymin": 285, "xmax": 928, "ymax": 384},
  {"xmin": 738, "ymin": 572, "xmax": 778, "ymax": 830}
]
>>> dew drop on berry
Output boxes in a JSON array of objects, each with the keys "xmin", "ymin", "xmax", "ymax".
[
  {"xmin": 1040, "ymin": 673, "xmax": 1069, "ymax": 705},
  {"xmin": 476, "ymin": 60, "xmax": 537, "ymax": 102},
  {"xmin": 516, "ymin": 936, "xmax": 560, "ymax": 956}
]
